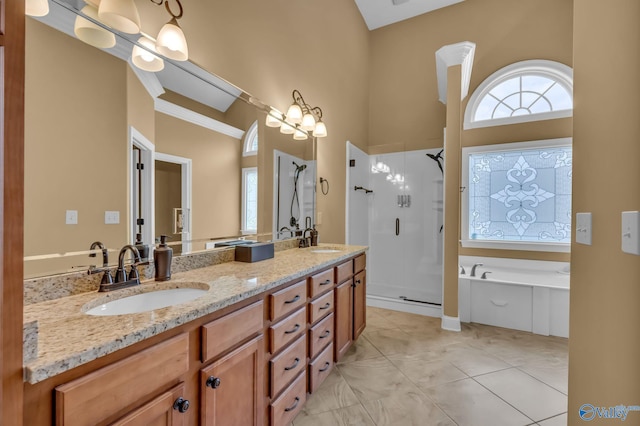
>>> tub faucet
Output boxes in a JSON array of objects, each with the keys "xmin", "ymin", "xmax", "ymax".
[
  {"xmin": 470, "ymin": 263, "xmax": 483, "ymax": 277},
  {"xmin": 279, "ymin": 226, "xmax": 293, "ymax": 238},
  {"xmin": 481, "ymin": 271, "xmax": 492, "ymax": 279}
]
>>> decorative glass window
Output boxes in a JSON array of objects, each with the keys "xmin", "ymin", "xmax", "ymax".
[
  {"xmin": 243, "ymin": 121, "xmax": 258, "ymax": 157},
  {"xmin": 241, "ymin": 167, "xmax": 258, "ymax": 234},
  {"xmin": 461, "ymin": 139, "xmax": 572, "ymax": 252},
  {"xmin": 465, "ymin": 60, "xmax": 573, "ymax": 129}
]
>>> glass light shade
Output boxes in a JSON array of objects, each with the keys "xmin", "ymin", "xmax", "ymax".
[
  {"xmin": 293, "ymin": 128, "xmax": 308, "ymax": 141},
  {"xmin": 156, "ymin": 18, "xmax": 189, "ymax": 61},
  {"xmin": 265, "ymin": 110, "xmax": 283, "ymax": 127},
  {"xmin": 26, "ymin": 0, "xmax": 49, "ymax": 17},
  {"xmin": 300, "ymin": 113, "xmax": 316, "ymax": 131},
  {"xmin": 98, "ymin": 0, "xmax": 141, "ymax": 34},
  {"xmin": 132, "ymin": 37, "xmax": 165, "ymax": 72},
  {"xmin": 285, "ymin": 103, "xmax": 303, "ymax": 124},
  {"xmin": 74, "ymin": 6, "xmax": 116, "ymax": 49},
  {"xmin": 279, "ymin": 122, "xmax": 295, "ymax": 135},
  {"xmin": 312, "ymin": 120, "xmax": 327, "ymax": 138},
  {"xmin": 84, "ymin": 0, "xmax": 101, "ymax": 7}
]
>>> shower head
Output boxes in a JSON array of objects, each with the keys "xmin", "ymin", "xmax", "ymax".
[{"xmin": 293, "ymin": 161, "xmax": 307, "ymax": 172}]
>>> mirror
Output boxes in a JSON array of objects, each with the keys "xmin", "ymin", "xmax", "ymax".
[{"xmin": 23, "ymin": 0, "xmax": 316, "ymax": 278}]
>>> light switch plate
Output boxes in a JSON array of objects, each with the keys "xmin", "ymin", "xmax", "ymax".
[
  {"xmin": 65, "ymin": 210, "xmax": 78, "ymax": 225},
  {"xmin": 575, "ymin": 212, "xmax": 592, "ymax": 245},
  {"xmin": 105, "ymin": 211, "xmax": 120, "ymax": 225},
  {"xmin": 621, "ymin": 211, "xmax": 640, "ymax": 255}
]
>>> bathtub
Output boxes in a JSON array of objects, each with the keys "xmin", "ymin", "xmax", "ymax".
[{"xmin": 458, "ymin": 256, "xmax": 570, "ymax": 338}]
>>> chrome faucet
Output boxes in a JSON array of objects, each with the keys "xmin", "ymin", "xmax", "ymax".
[
  {"xmin": 96, "ymin": 245, "xmax": 142, "ymax": 292},
  {"xmin": 470, "ymin": 263, "xmax": 483, "ymax": 277}
]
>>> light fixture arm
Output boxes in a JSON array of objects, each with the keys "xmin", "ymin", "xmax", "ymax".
[
  {"xmin": 147, "ymin": 0, "xmax": 184, "ymax": 20},
  {"xmin": 291, "ymin": 90, "xmax": 323, "ymax": 120}
]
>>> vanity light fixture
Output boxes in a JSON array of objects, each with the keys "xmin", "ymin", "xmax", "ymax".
[
  {"xmin": 268, "ymin": 90, "xmax": 328, "ymax": 140},
  {"xmin": 25, "ymin": 0, "xmax": 50, "ymax": 17},
  {"xmin": 155, "ymin": 1, "xmax": 189, "ymax": 61},
  {"xmin": 74, "ymin": 5, "xmax": 117, "ymax": 49},
  {"xmin": 132, "ymin": 36, "xmax": 165, "ymax": 72}
]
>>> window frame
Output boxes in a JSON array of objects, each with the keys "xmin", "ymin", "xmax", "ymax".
[
  {"xmin": 464, "ymin": 60, "xmax": 573, "ymax": 130},
  {"xmin": 241, "ymin": 167, "xmax": 258, "ymax": 235},
  {"xmin": 461, "ymin": 138, "xmax": 572, "ymax": 253},
  {"xmin": 242, "ymin": 121, "xmax": 258, "ymax": 157}
]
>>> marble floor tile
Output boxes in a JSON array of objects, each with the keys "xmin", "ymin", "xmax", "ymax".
[
  {"xmin": 519, "ymin": 361, "xmax": 569, "ymax": 395},
  {"xmin": 293, "ymin": 404, "xmax": 375, "ymax": 426},
  {"xmin": 337, "ymin": 336, "xmax": 383, "ymax": 365},
  {"xmin": 446, "ymin": 345, "xmax": 513, "ymax": 377},
  {"xmin": 475, "ymin": 368, "xmax": 567, "ymax": 421},
  {"xmin": 538, "ymin": 412, "xmax": 567, "ymax": 425},
  {"xmin": 300, "ymin": 368, "xmax": 360, "ymax": 415},
  {"xmin": 361, "ymin": 390, "xmax": 456, "ymax": 426},
  {"xmin": 425, "ymin": 378, "xmax": 533, "ymax": 426},
  {"xmin": 361, "ymin": 328, "xmax": 427, "ymax": 356},
  {"xmin": 386, "ymin": 355, "xmax": 468, "ymax": 389},
  {"xmin": 337, "ymin": 357, "xmax": 421, "ymax": 402}
]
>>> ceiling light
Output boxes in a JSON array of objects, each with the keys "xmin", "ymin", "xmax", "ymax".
[
  {"xmin": 132, "ymin": 36, "xmax": 165, "ymax": 72},
  {"xmin": 26, "ymin": 0, "xmax": 49, "ymax": 17},
  {"xmin": 98, "ymin": 0, "xmax": 141, "ymax": 34},
  {"xmin": 74, "ymin": 5, "xmax": 116, "ymax": 49},
  {"xmin": 155, "ymin": 2, "xmax": 189, "ymax": 61}
]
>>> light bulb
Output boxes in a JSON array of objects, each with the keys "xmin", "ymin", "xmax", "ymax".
[
  {"xmin": 132, "ymin": 37, "xmax": 165, "ymax": 72},
  {"xmin": 98, "ymin": 0, "xmax": 141, "ymax": 34},
  {"xmin": 156, "ymin": 18, "xmax": 189, "ymax": 61},
  {"xmin": 300, "ymin": 113, "xmax": 316, "ymax": 131},
  {"xmin": 293, "ymin": 128, "xmax": 308, "ymax": 140},
  {"xmin": 26, "ymin": 0, "xmax": 49, "ymax": 16},
  {"xmin": 285, "ymin": 103, "xmax": 303, "ymax": 124},
  {"xmin": 312, "ymin": 120, "xmax": 327, "ymax": 138},
  {"xmin": 265, "ymin": 109, "xmax": 283, "ymax": 128},
  {"xmin": 74, "ymin": 5, "xmax": 116, "ymax": 49},
  {"xmin": 280, "ymin": 122, "xmax": 295, "ymax": 135}
]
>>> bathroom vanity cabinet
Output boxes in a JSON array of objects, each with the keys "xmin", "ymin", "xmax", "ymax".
[{"xmin": 23, "ymin": 251, "xmax": 367, "ymax": 426}]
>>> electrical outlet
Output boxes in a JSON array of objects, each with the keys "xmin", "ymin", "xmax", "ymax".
[
  {"xmin": 65, "ymin": 210, "xmax": 78, "ymax": 225},
  {"xmin": 105, "ymin": 211, "xmax": 120, "ymax": 225}
]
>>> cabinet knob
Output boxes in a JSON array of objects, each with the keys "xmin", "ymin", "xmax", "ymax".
[
  {"xmin": 173, "ymin": 397, "xmax": 190, "ymax": 413},
  {"xmin": 206, "ymin": 376, "xmax": 222, "ymax": 389}
]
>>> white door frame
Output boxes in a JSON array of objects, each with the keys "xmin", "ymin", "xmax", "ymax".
[{"xmin": 129, "ymin": 127, "xmax": 155, "ymax": 254}]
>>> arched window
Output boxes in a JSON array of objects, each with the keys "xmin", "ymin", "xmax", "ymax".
[
  {"xmin": 243, "ymin": 121, "xmax": 258, "ymax": 157},
  {"xmin": 464, "ymin": 60, "xmax": 573, "ymax": 129}
]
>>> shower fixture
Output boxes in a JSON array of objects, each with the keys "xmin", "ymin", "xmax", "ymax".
[{"xmin": 290, "ymin": 161, "xmax": 306, "ymax": 227}]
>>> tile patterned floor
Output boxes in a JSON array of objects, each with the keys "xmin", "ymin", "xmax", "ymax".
[{"xmin": 293, "ymin": 306, "xmax": 568, "ymax": 426}]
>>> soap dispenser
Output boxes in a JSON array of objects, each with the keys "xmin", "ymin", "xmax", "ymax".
[
  {"xmin": 154, "ymin": 235, "xmax": 173, "ymax": 281},
  {"xmin": 134, "ymin": 233, "xmax": 149, "ymax": 262},
  {"xmin": 311, "ymin": 226, "xmax": 319, "ymax": 246}
]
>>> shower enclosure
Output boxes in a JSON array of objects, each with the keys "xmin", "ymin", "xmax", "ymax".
[
  {"xmin": 273, "ymin": 150, "xmax": 315, "ymax": 240},
  {"xmin": 348, "ymin": 145, "xmax": 444, "ymax": 316}
]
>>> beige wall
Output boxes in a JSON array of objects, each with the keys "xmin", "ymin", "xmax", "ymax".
[
  {"xmin": 24, "ymin": 20, "xmax": 128, "ymax": 270},
  {"xmin": 154, "ymin": 160, "xmax": 182, "ymax": 239},
  {"xmin": 154, "ymin": 112, "xmax": 242, "ymax": 246},
  {"xmin": 569, "ymin": 1, "xmax": 640, "ymax": 423}
]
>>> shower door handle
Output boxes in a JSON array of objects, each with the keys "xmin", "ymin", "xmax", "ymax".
[{"xmin": 395, "ymin": 218, "xmax": 400, "ymax": 236}]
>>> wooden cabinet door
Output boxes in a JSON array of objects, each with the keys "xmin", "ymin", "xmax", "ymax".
[
  {"xmin": 353, "ymin": 270, "xmax": 366, "ymax": 340},
  {"xmin": 111, "ymin": 383, "xmax": 188, "ymax": 426},
  {"xmin": 334, "ymin": 281, "xmax": 353, "ymax": 361},
  {"xmin": 201, "ymin": 336, "xmax": 264, "ymax": 426}
]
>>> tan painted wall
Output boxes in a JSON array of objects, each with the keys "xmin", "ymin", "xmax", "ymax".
[
  {"xmin": 24, "ymin": 20, "xmax": 127, "ymax": 274},
  {"xmin": 154, "ymin": 160, "xmax": 182, "ymax": 239},
  {"xmin": 568, "ymin": 1, "xmax": 640, "ymax": 423},
  {"xmin": 154, "ymin": 112, "xmax": 242, "ymax": 247}
]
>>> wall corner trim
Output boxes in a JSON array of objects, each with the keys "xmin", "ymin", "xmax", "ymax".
[
  {"xmin": 154, "ymin": 98, "xmax": 245, "ymax": 140},
  {"xmin": 435, "ymin": 41, "xmax": 476, "ymax": 105},
  {"xmin": 441, "ymin": 315, "xmax": 462, "ymax": 332}
]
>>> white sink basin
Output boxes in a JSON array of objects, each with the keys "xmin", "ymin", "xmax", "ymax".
[
  {"xmin": 311, "ymin": 249, "xmax": 342, "ymax": 253},
  {"xmin": 85, "ymin": 288, "xmax": 208, "ymax": 316}
]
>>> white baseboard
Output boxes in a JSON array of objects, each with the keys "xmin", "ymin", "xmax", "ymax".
[
  {"xmin": 366, "ymin": 295, "xmax": 441, "ymax": 318},
  {"xmin": 441, "ymin": 315, "xmax": 461, "ymax": 332}
]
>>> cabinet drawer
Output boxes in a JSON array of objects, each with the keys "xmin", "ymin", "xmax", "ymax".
[
  {"xmin": 55, "ymin": 334, "xmax": 189, "ymax": 426},
  {"xmin": 270, "ymin": 280, "xmax": 307, "ymax": 321},
  {"xmin": 270, "ymin": 334, "xmax": 307, "ymax": 398},
  {"xmin": 270, "ymin": 307, "xmax": 306, "ymax": 354},
  {"xmin": 308, "ymin": 343, "xmax": 333, "ymax": 394},
  {"xmin": 201, "ymin": 300, "xmax": 264, "ymax": 363},
  {"xmin": 354, "ymin": 253, "xmax": 366, "ymax": 274},
  {"xmin": 308, "ymin": 290, "xmax": 334, "ymax": 325},
  {"xmin": 471, "ymin": 282, "xmax": 533, "ymax": 332},
  {"xmin": 309, "ymin": 312, "xmax": 334, "ymax": 359},
  {"xmin": 270, "ymin": 372, "xmax": 306, "ymax": 426},
  {"xmin": 308, "ymin": 269, "xmax": 334, "ymax": 298},
  {"xmin": 335, "ymin": 260, "xmax": 353, "ymax": 284}
]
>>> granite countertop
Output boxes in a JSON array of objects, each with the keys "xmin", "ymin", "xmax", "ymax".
[{"xmin": 23, "ymin": 244, "xmax": 366, "ymax": 384}]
